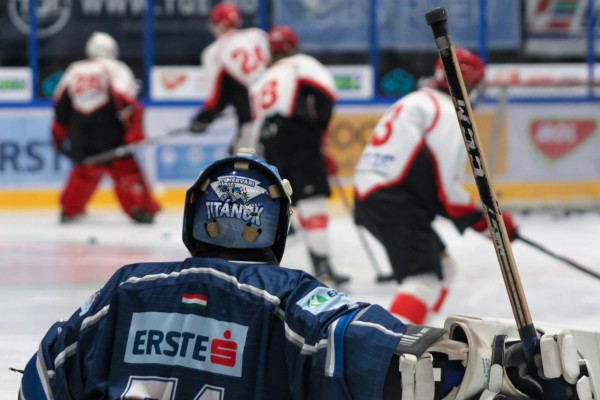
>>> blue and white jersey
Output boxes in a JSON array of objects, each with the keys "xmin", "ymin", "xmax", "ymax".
[{"xmin": 19, "ymin": 257, "xmax": 429, "ymax": 399}]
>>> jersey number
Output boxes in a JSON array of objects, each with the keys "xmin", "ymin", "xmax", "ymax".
[
  {"xmin": 121, "ymin": 377, "xmax": 225, "ymax": 399},
  {"xmin": 370, "ymin": 104, "xmax": 403, "ymax": 146},
  {"xmin": 254, "ymin": 80, "xmax": 278, "ymax": 112},
  {"xmin": 232, "ymin": 46, "xmax": 267, "ymax": 75},
  {"xmin": 73, "ymin": 73, "xmax": 104, "ymax": 95}
]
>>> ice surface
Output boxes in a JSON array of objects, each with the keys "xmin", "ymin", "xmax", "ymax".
[{"xmin": 2, "ymin": 206, "xmax": 600, "ymax": 397}]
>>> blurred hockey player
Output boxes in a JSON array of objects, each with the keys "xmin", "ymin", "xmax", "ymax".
[
  {"xmin": 19, "ymin": 148, "xmax": 596, "ymax": 400},
  {"xmin": 189, "ymin": 2, "xmax": 270, "ymax": 153},
  {"xmin": 51, "ymin": 32, "xmax": 160, "ymax": 224},
  {"xmin": 249, "ymin": 25, "xmax": 349, "ymax": 286},
  {"xmin": 354, "ymin": 49, "xmax": 519, "ymax": 325}
]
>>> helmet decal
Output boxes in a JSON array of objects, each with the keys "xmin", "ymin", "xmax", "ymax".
[
  {"xmin": 207, "ymin": 175, "xmax": 266, "ymax": 226},
  {"xmin": 183, "ymin": 148, "xmax": 292, "ymax": 263}
]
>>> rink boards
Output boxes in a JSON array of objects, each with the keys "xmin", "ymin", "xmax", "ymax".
[{"xmin": 2, "ymin": 102, "xmax": 600, "ymax": 210}]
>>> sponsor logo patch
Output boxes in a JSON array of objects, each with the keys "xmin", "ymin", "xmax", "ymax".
[
  {"xmin": 297, "ymin": 287, "xmax": 355, "ymax": 315},
  {"xmin": 125, "ymin": 312, "xmax": 247, "ymax": 377},
  {"xmin": 530, "ymin": 119, "xmax": 596, "ymax": 160}
]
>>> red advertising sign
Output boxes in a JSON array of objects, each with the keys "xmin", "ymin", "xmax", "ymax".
[{"xmin": 529, "ymin": 119, "xmax": 596, "ymax": 160}]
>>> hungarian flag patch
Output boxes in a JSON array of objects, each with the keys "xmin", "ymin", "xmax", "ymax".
[{"xmin": 182, "ymin": 293, "xmax": 208, "ymax": 308}]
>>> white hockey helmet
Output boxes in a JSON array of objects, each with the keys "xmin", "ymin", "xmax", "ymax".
[{"xmin": 85, "ymin": 32, "xmax": 119, "ymax": 59}]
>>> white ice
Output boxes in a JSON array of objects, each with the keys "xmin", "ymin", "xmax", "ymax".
[{"xmin": 2, "ymin": 205, "xmax": 600, "ymax": 397}]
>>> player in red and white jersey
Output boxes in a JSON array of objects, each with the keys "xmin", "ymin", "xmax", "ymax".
[
  {"xmin": 353, "ymin": 49, "xmax": 518, "ymax": 325},
  {"xmin": 189, "ymin": 3, "xmax": 269, "ymax": 153},
  {"xmin": 52, "ymin": 32, "xmax": 160, "ymax": 224},
  {"xmin": 249, "ymin": 26, "xmax": 350, "ymax": 286}
]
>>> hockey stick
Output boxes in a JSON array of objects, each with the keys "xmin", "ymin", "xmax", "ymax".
[
  {"xmin": 425, "ymin": 7, "xmax": 537, "ymax": 355},
  {"xmin": 517, "ymin": 234, "xmax": 600, "ymax": 280},
  {"xmin": 81, "ymin": 127, "xmax": 189, "ymax": 165},
  {"xmin": 329, "ymin": 174, "xmax": 395, "ymax": 283}
]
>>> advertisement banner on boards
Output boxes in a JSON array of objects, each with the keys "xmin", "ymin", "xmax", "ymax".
[
  {"xmin": 143, "ymin": 106, "xmax": 236, "ymax": 185},
  {"xmin": 485, "ymin": 64, "xmax": 600, "ymax": 98},
  {"xmin": 525, "ymin": 0, "xmax": 600, "ymax": 57},
  {"xmin": 2, "ymin": 103, "xmax": 599, "ymax": 193},
  {"xmin": 0, "ymin": 108, "xmax": 69, "ymax": 188},
  {"xmin": 506, "ymin": 102, "xmax": 600, "ymax": 182},
  {"xmin": 150, "ymin": 67, "xmax": 211, "ymax": 101},
  {"xmin": 0, "ymin": 68, "xmax": 32, "ymax": 102},
  {"xmin": 151, "ymin": 65, "xmax": 374, "ymax": 101}
]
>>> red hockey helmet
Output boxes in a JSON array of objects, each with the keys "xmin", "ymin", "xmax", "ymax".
[
  {"xmin": 210, "ymin": 3, "xmax": 242, "ymax": 29},
  {"xmin": 268, "ymin": 26, "xmax": 299, "ymax": 54},
  {"xmin": 433, "ymin": 48, "xmax": 485, "ymax": 91}
]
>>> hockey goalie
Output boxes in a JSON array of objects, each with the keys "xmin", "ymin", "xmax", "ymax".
[{"xmin": 19, "ymin": 149, "xmax": 597, "ymax": 399}]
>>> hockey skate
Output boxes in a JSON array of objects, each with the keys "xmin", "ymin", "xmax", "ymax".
[
  {"xmin": 131, "ymin": 209, "xmax": 155, "ymax": 224},
  {"xmin": 60, "ymin": 211, "xmax": 84, "ymax": 224},
  {"xmin": 309, "ymin": 251, "xmax": 351, "ymax": 286}
]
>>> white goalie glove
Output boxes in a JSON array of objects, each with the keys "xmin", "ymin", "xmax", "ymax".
[{"xmin": 395, "ymin": 314, "xmax": 597, "ymax": 400}]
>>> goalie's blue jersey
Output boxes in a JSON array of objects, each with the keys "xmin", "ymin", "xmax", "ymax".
[{"xmin": 20, "ymin": 257, "xmax": 414, "ymax": 399}]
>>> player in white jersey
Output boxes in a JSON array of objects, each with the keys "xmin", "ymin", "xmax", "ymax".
[
  {"xmin": 19, "ymin": 148, "xmax": 596, "ymax": 400},
  {"xmin": 51, "ymin": 32, "xmax": 160, "ymax": 224},
  {"xmin": 249, "ymin": 26, "xmax": 349, "ymax": 286},
  {"xmin": 354, "ymin": 49, "xmax": 519, "ymax": 325},
  {"xmin": 189, "ymin": 3, "xmax": 270, "ymax": 153}
]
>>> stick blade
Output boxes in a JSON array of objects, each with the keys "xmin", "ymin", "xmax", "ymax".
[{"xmin": 376, "ymin": 273, "xmax": 395, "ymax": 283}]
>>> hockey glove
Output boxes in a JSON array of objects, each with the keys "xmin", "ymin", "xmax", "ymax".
[
  {"xmin": 51, "ymin": 120, "xmax": 69, "ymax": 148},
  {"xmin": 323, "ymin": 153, "xmax": 339, "ymax": 176},
  {"xmin": 440, "ymin": 315, "xmax": 596, "ymax": 400},
  {"xmin": 260, "ymin": 121, "xmax": 279, "ymax": 140},
  {"xmin": 472, "ymin": 212, "xmax": 519, "ymax": 242},
  {"xmin": 51, "ymin": 120, "xmax": 73, "ymax": 158},
  {"xmin": 123, "ymin": 102, "xmax": 146, "ymax": 144}
]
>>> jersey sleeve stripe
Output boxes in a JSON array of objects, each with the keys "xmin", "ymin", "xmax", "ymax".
[{"xmin": 327, "ymin": 308, "xmax": 362, "ymax": 377}]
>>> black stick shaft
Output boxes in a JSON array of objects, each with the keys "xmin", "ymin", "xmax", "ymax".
[
  {"xmin": 425, "ymin": 6, "xmax": 537, "ymax": 352},
  {"xmin": 518, "ymin": 234, "xmax": 600, "ymax": 280},
  {"xmin": 81, "ymin": 127, "xmax": 189, "ymax": 165}
]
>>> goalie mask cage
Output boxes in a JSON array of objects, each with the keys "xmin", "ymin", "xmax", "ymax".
[{"xmin": 467, "ymin": 75, "xmax": 600, "ymax": 213}]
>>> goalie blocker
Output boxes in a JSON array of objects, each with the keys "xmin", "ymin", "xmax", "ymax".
[{"xmin": 391, "ymin": 314, "xmax": 597, "ymax": 400}]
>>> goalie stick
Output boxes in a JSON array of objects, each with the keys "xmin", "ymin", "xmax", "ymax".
[
  {"xmin": 81, "ymin": 127, "xmax": 189, "ymax": 166},
  {"xmin": 424, "ymin": 7, "xmax": 538, "ymax": 355}
]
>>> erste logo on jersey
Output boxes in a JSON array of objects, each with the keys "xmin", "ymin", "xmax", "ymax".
[
  {"xmin": 206, "ymin": 175, "xmax": 265, "ymax": 225},
  {"xmin": 125, "ymin": 312, "xmax": 248, "ymax": 377}
]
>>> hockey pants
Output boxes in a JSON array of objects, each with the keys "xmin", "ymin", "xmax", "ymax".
[{"xmin": 60, "ymin": 156, "xmax": 160, "ymax": 220}]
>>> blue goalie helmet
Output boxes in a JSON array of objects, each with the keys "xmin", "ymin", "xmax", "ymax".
[{"xmin": 183, "ymin": 148, "xmax": 293, "ymax": 264}]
